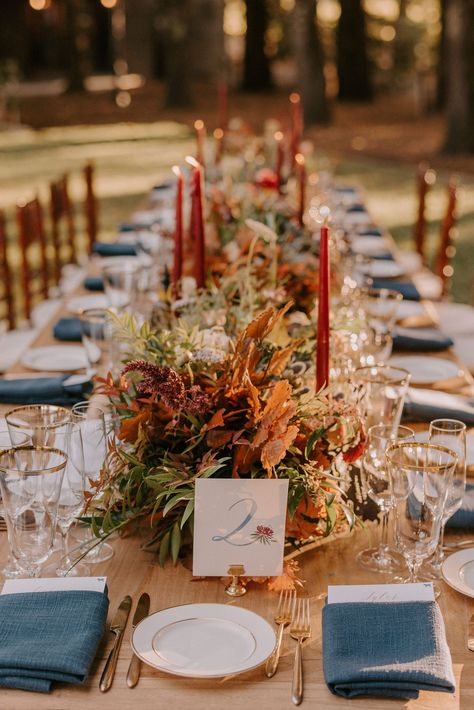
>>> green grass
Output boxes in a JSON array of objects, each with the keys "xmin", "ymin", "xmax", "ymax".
[{"xmin": 1, "ymin": 123, "xmax": 473, "ymax": 307}]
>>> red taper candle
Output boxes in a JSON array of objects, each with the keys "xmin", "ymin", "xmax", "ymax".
[
  {"xmin": 316, "ymin": 224, "xmax": 330, "ymax": 391},
  {"xmin": 295, "ymin": 152, "xmax": 306, "ymax": 226},
  {"xmin": 274, "ymin": 130, "xmax": 284, "ymax": 194},
  {"xmin": 289, "ymin": 92, "xmax": 303, "ymax": 167},
  {"xmin": 214, "ymin": 128, "xmax": 224, "ymax": 166},
  {"xmin": 171, "ymin": 165, "xmax": 183, "ymax": 298},
  {"xmin": 186, "ymin": 156, "xmax": 205, "ymax": 289},
  {"xmin": 194, "ymin": 119, "xmax": 206, "ymax": 166}
]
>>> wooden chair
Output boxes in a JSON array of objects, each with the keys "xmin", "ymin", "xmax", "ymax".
[
  {"xmin": 0, "ymin": 209, "xmax": 16, "ymax": 331},
  {"xmin": 49, "ymin": 173, "xmax": 77, "ymax": 285},
  {"xmin": 16, "ymin": 196, "xmax": 50, "ymax": 324},
  {"xmin": 435, "ymin": 176, "xmax": 459, "ymax": 297},
  {"xmin": 84, "ymin": 162, "xmax": 98, "ymax": 252},
  {"xmin": 413, "ymin": 161, "xmax": 436, "ymax": 262}
]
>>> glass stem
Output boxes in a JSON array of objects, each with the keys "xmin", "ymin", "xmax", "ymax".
[
  {"xmin": 407, "ymin": 557, "xmax": 421, "ymax": 583},
  {"xmin": 432, "ymin": 522, "xmax": 446, "ymax": 567},
  {"xmin": 379, "ymin": 509, "xmax": 390, "ymax": 553}
]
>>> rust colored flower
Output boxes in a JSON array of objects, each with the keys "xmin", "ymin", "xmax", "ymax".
[{"xmin": 186, "ymin": 385, "xmax": 212, "ymax": 416}]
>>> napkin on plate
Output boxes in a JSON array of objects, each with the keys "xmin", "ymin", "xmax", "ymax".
[
  {"xmin": 0, "ymin": 590, "xmax": 108, "ymax": 692},
  {"xmin": 53, "ymin": 318, "xmax": 82, "ymax": 342},
  {"xmin": 372, "ymin": 279, "xmax": 421, "ymax": 301},
  {"xmin": 92, "ymin": 241, "xmax": 137, "ymax": 257},
  {"xmin": 357, "ymin": 227, "xmax": 383, "ymax": 237},
  {"xmin": 403, "ymin": 387, "xmax": 474, "ymax": 425},
  {"xmin": 393, "ymin": 327, "xmax": 453, "ymax": 352},
  {"xmin": 446, "ymin": 483, "xmax": 474, "ymax": 529},
  {"xmin": 83, "ymin": 276, "xmax": 104, "ymax": 292},
  {"xmin": 322, "ymin": 601, "xmax": 455, "ymax": 699},
  {"xmin": 0, "ymin": 375, "xmax": 92, "ymax": 406}
]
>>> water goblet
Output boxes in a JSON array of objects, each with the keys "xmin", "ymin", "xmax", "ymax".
[
  {"xmin": 102, "ymin": 261, "xmax": 140, "ymax": 312},
  {"xmin": 5, "ymin": 405, "xmax": 70, "ymax": 448},
  {"xmin": 386, "ymin": 442, "xmax": 458, "ymax": 590},
  {"xmin": 0, "ymin": 446, "xmax": 68, "ymax": 578},
  {"xmin": 357, "ymin": 424, "xmax": 415, "ymax": 573},
  {"xmin": 351, "ymin": 365, "xmax": 411, "ymax": 430}
]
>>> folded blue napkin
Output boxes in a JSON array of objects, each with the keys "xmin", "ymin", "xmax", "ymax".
[
  {"xmin": 0, "ymin": 590, "xmax": 108, "ymax": 692},
  {"xmin": 53, "ymin": 318, "xmax": 82, "ymax": 342},
  {"xmin": 83, "ymin": 275, "xmax": 104, "ymax": 292},
  {"xmin": 372, "ymin": 279, "xmax": 421, "ymax": 301},
  {"xmin": 371, "ymin": 251, "xmax": 395, "ymax": 261},
  {"xmin": 0, "ymin": 376, "xmax": 92, "ymax": 406},
  {"xmin": 346, "ymin": 204, "xmax": 366, "ymax": 213},
  {"xmin": 92, "ymin": 241, "xmax": 137, "ymax": 257},
  {"xmin": 403, "ymin": 387, "xmax": 474, "ymax": 425},
  {"xmin": 322, "ymin": 601, "xmax": 455, "ymax": 699},
  {"xmin": 393, "ymin": 327, "xmax": 453, "ymax": 352},
  {"xmin": 447, "ymin": 483, "xmax": 474, "ymax": 529},
  {"xmin": 357, "ymin": 227, "xmax": 383, "ymax": 237}
]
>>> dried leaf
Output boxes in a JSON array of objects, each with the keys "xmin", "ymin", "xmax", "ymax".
[
  {"xmin": 201, "ymin": 408, "xmax": 226, "ymax": 433},
  {"xmin": 261, "ymin": 425, "xmax": 299, "ymax": 475},
  {"xmin": 206, "ymin": 429, "xmax": 234, "ymax": 448}
]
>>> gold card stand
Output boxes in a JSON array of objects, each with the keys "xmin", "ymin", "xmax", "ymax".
[{"xmin": 225, "ymin": 564, "xmax": 246, "ymax": 597}]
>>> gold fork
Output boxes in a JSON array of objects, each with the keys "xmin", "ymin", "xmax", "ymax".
[
  {"xmin": 265, "ymin": 589, "xmax": 295, "ymax": 678},
  {"xmin": 290, "ymin": 597, "xmax": 311, "ymax": 706}
]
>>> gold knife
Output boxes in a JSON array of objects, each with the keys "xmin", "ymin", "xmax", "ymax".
[
  {"xmin": 126, "ymin": 592, "xmax": 151, "ymax": 688},
  {"xmin": 469, "ymin": 613, "xmax": 474, "ymax": 652},
  {"xmin": 99, "ymin": 594, "xmax": 132, "ymax": 692}
]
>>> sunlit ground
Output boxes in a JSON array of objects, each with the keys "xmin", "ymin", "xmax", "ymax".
[{"xmin": 0, "ymin": 122, "xmax": 472, "ymax": 304}]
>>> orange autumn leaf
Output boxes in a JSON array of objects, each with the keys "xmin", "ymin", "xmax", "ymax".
[
  {"xmin": 244, "ymin": 372, "xmax": 262, "ymax": 420},
  {"xmin": 285, "ymin": 495, "xmax": 326, "ymax": 539},
  {"xmin": 261, "ymin": 424, "xmax": 299, "ymax": 475},
  {"xmin": 119, "ymin": 407, "xmax": 150, "ymax": 443},
  {"xmin": 266, "ymin": 340, "xmax": 303, "ymax": 377},
  {"xmin": 252, "ymin": 380, "xmax": 295, "ymax": 449},
  {"xmin": 231, "ymin": 443, "xmax": 261, "ymax": 477},
  {"xmin": 201, "ymin": 408, "xmax": 226, "ymax": 433},
  {"xmin": 206, "ymin": 429, "xmax": 234, "ymax": 448}
]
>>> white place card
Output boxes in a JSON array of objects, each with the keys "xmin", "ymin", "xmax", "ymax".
[
  {"xmin": 193, "ymin": 478, "xmax": 289, "ymax": 577},
  {"xmin": 327, "ymin": 582, "xmax": 434, "ymax": 605},
  {"xmin": 1, "ymin": 576, "xmax": 107, "ymax": 595}
]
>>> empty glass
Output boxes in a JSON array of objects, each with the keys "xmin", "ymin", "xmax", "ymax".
[
  {"xmin": 357, "ymin": 424, "xmax": 414, "ymax": 573},
  {"xmin": 351, "ymin": 365, "xmax": 411, "ymax": 430},
  {"xmin": 0, "ymin": 446, "xmax": 67, "ymax": 577},
  {"xmin": 80, "ymin": 307, "xmax": 117, "ymax": 377},
  {"xmin": 102, "ymin": 261, "xmax": 140, "ymax": 311},
  {"xmin": 5, "ymin": 405, "xmax": 70, "ymax": 447},
  {"xmin": 387, "ymin": 442, "xmax": 457, "ymax": 587}
]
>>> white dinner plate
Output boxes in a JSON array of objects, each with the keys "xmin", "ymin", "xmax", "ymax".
[
  {"xmin": 361, "ymin": 260, "xmax": 405, "ymax": 279},
  {"xmin": 414, "ymin": 430, "xmax": 474, "ymax": 467},
  {"xmin": 132, "ymin": 602, "xmax": 276, "ymax": 678},
  {"xmin": 67, "ymin": 294, "xmax": 109, "ymax": 314},
  {"xmin": 389, "ymin": 355, "xmax": 462, "ymax": 385},
  {"xmin": 351, "ymin": 236, "xmax": 391, "ymax": 257},
  {"xmin": 396, "ymin": 300, "xmax": 426, "ymax": 321},
  {"xmin": 98, "ymin": 256, "xmax": 139, "ymax": 269},
  {"xmin": 442, "ymin": 549, "xmax": 474, "ymax": 598},
  {"xmin": 21, "ymin": 345, "xmax": 89, "ymax": 372}
]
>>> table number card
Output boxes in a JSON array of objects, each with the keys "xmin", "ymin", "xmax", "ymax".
[{"xmin": 193, "ymin": 478, "xmax": 289, "ymax": 577}]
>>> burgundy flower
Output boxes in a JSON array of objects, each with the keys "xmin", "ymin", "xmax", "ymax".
[
  {"xmin": 185, "ymin": 385, "xmax": 212, "ymax": 416},
  {"xmin": 122, "ymin": 361, "xmax": 186, "ymax": 410}
]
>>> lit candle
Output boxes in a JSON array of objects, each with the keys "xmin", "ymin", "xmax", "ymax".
[
  {"xmin": 274, "ymin": 130, "xmax": 284, "ymax": 194},
  {"xmin": 289, "ymin": 92, "xmax": 303, "ymax": 167},
  {"xmin": 316, "ymin": 224, "xmax": 330, "ymax": 391},
  {"xmin": 194, "ymin": 119, "xmax": 206, "ymax": 166},
  {"xmin": 295, "ymin": 152, "xmax": 306, "ymax": 226},
  {"xmin": 186, "ymin": 156, "xmax": 205, "ymax": 289},
  {"xmin": 171, "ymin": 165, "xmax": 183, "ymax": 298},
  {"xmin": 214, "ymin": 127, "xmax": 224, "ymax": 166}
]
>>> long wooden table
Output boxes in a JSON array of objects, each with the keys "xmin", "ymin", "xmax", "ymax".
[{"xmin": 1, "ymin": 259, "xmax": 474, "ymax": 709}]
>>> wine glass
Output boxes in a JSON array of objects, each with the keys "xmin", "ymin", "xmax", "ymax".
[
  {"xmin": 386, "ymin": 442, "xmax": 457, "ymax": 587},
  {"xmin": 5, "ymin": 405, "xmax": 70, "ymax": 447},
  {"xmin": 0, "ymin": 446, "xmax": 67, "ymax": 577},
  {"xmin": 351, "ymin": 365, "xmax": 411, "ymax": 430},
  {"xmin": 426, "ymin": 419, "xmax": 466, "ymax": 576},
  {"xmin": 70, "ymin": 401, "xmax": 114, "ymax": 563},
  {"xmin": 102, "ymin": 261, "xmax": 140, "ymax": 312},
  {"xmin": 80, "ymin": 307, "xmax": 116, "ymax": 377},
  {"xmin": 357, "ymin": 424, "xmax": 415, "ymax": 573}
]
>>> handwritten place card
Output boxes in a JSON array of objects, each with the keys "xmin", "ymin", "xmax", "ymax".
[
  {"xmin": 327, "ymin": 582, "xmax": 434, "ymax": 605},
  {"xmin": 1, "ymin": 577, "xmax": 107, "ymax": 595},
  {"xmin": 193, "ymin": 478, "xmax": 289, "ymax": 577}
]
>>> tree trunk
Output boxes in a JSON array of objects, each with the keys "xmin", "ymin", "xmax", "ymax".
[
  {"xmin": 444, "ymin": 0, "xmax": 474, "ymax": 153},
  {"xmin": 243, "ymin": 0, "xmax": 272, "ymax": 91},
  {"xmin": 436, "ymin": 0, "xmax": 447, "ymax": 109},
  {"xmin": 293, "ymin": 0, "xmax": 329, "ymax": 124},
  {"xmin": 336, "ymin": 0, "xmax": 372, "ymax": 101},
  {"xmin": 159, "ymin": 0, "xmax": 194, "ymax": 108},
  {"xmin": 63, "ymin": 0, "xmax": 88, "ymax": 92}
]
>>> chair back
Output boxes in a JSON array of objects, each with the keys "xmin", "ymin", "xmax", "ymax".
[
  {"xmin": 84, "ymin": 162, "xmax": 98, "ymax": 252},
  {"xmin": 16, "ymin": 196, "xmax": 50, "ymax": 323},
  {"xmin": 413, "ymin": 162, "xmax": 436, "ymax": 261},
  {"xmin": 49, "ymin": 173, "xmax": 77, "ymax": 284},
  {"xmin": 0, "ymin": 210, "xmax": 16, "ymax": 330},
  {"xmin": 435, "ymin": 176, "xmax": 459, "ymax": 296}
]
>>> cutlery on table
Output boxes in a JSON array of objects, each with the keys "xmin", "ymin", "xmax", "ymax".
[
  {"xmin": 126, "ymin": 592, "xmax": 151, "ymax": 688},
  {"xmin": 469, "ymin": 613, "xmax": 474, "ymax": 652},
  {"xmin": 265, "ymin": 589, "xmax": 295, "ymax": 678},
  {"xmin": 290, "ymin": 597, "xmax": 311, "ymax": 706},
  {"xmin": 99, "ymin": 594, "xmax": 132, "ymax": 692},
  {"xmin": 443, "ymin": 540, "xmax": 474, "ymax": 550}
]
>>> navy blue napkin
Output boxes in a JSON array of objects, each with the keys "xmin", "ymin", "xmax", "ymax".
[
  {"xmin": 0, "ymin": 590, "xmax": 108, "ymax": 692},
  {"xmin": 322, "ymin": 601, "xmax": 455, "ymax": 699},
  {"xmin": 53, "ymin": 318, "xmax": 82, "ymax": 342},
  {"xmin": 83, "ymin": 276, "xmax": 104, "ymax": 292},
  {"xmin": 347, "ymin": 204, "xmax": 366, "ymax": 213},
  {"xmin": 372, "ymin": 279, "xmax": 421, "ymax": 301},
  {"xmin": 357, "ymin": 227, "xmax": 383, "ymax": 237},
  {"xmin": 393, "ymin": 327, "xmax": 453, "ymax": 352},
  {"xmin": 92, "ymin": 241, "xmax": 137, "ymax": 257},
  {"xmin": 403, "ymin": 388, "xmax": 474, "ymax": 425},
  {"xmin": 0, "ymin": 376, "xmax": 92, "ymax": 406},
  {"xmin": 371, "ymin": 251, "xmax": 395, "ymax": 261},
  {"xmin": 446, "ymin": 483, "xmax": 474, "ymax": 529}
]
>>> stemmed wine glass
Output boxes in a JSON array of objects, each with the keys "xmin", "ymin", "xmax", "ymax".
[
  {"xmin": 386, "ymin": 442, "xmax": 458, "ymax": 588},
  {"xmin": 357, "ymin": 424, "xmax": 414, "ymax": 573},
  {"xmin": 351, "ymin": 365, "xmax": 411, "ymax": 430}
]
